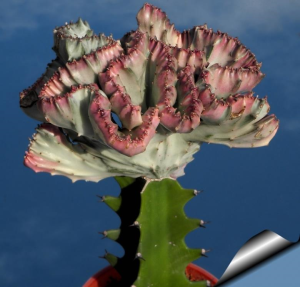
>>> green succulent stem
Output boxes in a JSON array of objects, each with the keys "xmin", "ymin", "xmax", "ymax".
[{"xmin": 102, "ymin": 176, "xmax": 207, "ymax": 287}]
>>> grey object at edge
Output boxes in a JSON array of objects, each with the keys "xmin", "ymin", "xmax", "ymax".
[{"xmin": 216, "ymin": 230, "xmax": 299, "ymax": 285}]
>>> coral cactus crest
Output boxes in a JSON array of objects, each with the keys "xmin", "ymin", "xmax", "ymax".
[{"xmin": 20, "ymin": 3, "xmax": 278, "ymax": 178}]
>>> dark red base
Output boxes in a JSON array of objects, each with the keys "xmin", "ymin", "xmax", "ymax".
[{"xmin": 83, "ymin": 263, "xmax": 218, "ymax": 286}]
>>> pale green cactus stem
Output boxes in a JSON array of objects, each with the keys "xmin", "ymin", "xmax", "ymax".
[
  {"xmin": 101, "ymin": 177, "xmax": 208, "ymax": 286},
  {"xmin": 20, "ymin": 3, "xmax": 278, "ymax": 287}
]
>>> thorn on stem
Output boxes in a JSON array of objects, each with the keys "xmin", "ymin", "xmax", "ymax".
[
  {"xmin": 98, "ymin": 231, "xmax": 107, "ymax": 239},
  {"xmin": 201, "ymin": 249, "xmax": 211, "ymax": 258},
  {"xmin": 135, "ymin": 252, "xmax": 145, "ymax": 261},
  {"xmin": 194, "ymin": 189, "xmax": 203, "ymax": 196},
  {"xmin": 200, "ymin": 220, "xmax": 211, "ymax": 228},
  {"xmin": 130, "ymin": 221, "xmax": 140, "ymax": 228},
  {"xmin": 96, "ymin": 195, "xmax": 105, "ymax": 202},
  {"xmin": 98, "ymin": 249, "xmax": 110, "ymax": 259}
]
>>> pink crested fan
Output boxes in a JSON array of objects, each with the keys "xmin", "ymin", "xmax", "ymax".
[{"xmin": 20, "ymin": 3, "xmax": 278, "ymax": 182}]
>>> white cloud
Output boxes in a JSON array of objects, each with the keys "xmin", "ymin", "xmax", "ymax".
[{"xmin": 1, "ymin": 0, "xmax": 300, "ymax": 39}]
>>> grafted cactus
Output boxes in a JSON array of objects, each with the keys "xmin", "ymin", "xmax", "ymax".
[{"xmin": 20, "ymin": 3, "xmax": 278, "ymax": 287}]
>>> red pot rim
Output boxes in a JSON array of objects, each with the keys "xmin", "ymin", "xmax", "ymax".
[
  {"xmin": 83, "ymin": 263, "xmax": 218, "ymax": 287},
  {"xmin": 186, "ymin": 263, "xmax": 218, "ymax": 285},
  {"xmin": 83, "ymin": 266, "xmax": 121, "ymax": 287}
]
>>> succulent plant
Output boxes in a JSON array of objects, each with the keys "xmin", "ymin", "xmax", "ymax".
[{"xmin": 20, "ymin": 3, "xmax": 278, "ymax": 287}]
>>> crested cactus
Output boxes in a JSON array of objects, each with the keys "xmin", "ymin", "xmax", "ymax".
[{"xmin": 20, "ymin": 3, "xmax": 278, "ymax": 286}]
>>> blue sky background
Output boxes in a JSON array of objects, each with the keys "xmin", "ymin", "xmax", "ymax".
[{"xmin": 0, "ymin": 0, "xmax": 299, "ymax": 286}]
